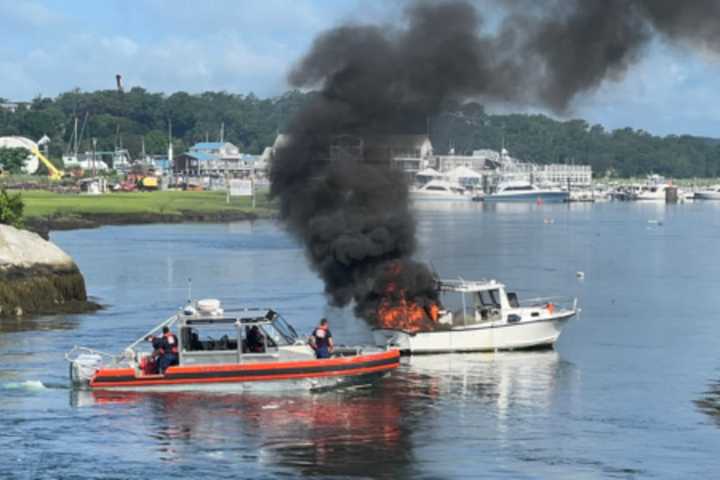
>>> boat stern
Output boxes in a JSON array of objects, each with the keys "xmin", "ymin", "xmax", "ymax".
[
  {"xmin": 68, "ymin": 353, "xmax": 104, "ymax": 388},
  {"xmin": 372, "ymin": 329, "xmax": 412, "ymax": 352}
]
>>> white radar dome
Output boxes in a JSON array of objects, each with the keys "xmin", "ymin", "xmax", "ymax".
[{"xmin": 0, "ymin": 136, "xmax": 40, "ymax": 174}]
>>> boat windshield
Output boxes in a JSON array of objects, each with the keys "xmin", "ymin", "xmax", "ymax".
[
  {"xmin": 503, "ymin": 185, "xmax": 534, "ymax": 192},
  {"xmin": 269, "ymin": 315, "xmax": 299, "ymax": 343}
]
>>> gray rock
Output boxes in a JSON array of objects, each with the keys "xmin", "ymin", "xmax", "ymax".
[{"xmin": 0, "ymin": 225, "xmax": 98, "ymax": 317}]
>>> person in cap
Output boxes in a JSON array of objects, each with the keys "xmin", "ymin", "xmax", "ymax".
[{"xmin": 309, "ymin": 318, "xmax": 334, "ymax": 359}]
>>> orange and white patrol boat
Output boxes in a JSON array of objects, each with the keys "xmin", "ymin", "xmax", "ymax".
[{"xmin": 67, "ymin": 299, "xmax": 399, "ymax": 392}]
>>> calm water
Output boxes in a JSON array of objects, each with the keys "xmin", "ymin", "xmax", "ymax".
[{"xmin": 2, "ymin": 201, "xmax": 720, "ymax": 479}]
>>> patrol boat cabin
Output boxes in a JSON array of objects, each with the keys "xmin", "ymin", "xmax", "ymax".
[{"xmin": 68, "ymin": 299, "xmax": 399, "ymax": 391}]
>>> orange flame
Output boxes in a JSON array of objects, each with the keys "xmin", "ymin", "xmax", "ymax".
[{"xmin": 376, "ymin": 287, "xmax": 439, "ymax": 333}]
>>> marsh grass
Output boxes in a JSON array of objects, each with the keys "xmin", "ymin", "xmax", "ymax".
[{"xmin": 20, "ymin": 190, "xmax": 274, "ymax": 219}]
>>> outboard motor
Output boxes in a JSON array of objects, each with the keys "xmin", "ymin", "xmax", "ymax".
[{"xmin": 69, "ymin": 353, "xmax": 103, "ymax": 387}]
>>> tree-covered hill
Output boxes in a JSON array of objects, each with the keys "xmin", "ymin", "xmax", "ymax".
[
  {"xmin": 1, "ymin": 89, "xmax": 719, "ymax": 178},
  {"xmin": 0, "ymin": 88, "xmax": 308, "ymax": 163}
]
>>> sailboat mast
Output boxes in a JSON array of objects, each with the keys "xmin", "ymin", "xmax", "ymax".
[{"xmin": 73, "ymin": 117, "xmax": 78, "ymax": 157}]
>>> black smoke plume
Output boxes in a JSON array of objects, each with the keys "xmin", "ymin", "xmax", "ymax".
[{"xmin": 270, "ymin": 0, "xmax": 720, "ymax": 326}]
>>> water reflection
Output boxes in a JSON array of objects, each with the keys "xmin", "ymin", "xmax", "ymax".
[
  {"xmin": 68, "ymin": 352, "xmax": 577, "ymax": 478},
  {"xmin": 72, "ymin": 386, "xmax": 423, "ymax": 479},
  {"xmin": 403, "ymin": 351, "xmax": 575, "ymax": 413},
  {"xmin": 0, "ymin": 314, "xmax": 79, "ymax": 334}
]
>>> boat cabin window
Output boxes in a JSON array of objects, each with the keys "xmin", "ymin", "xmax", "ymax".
[
  {"xmin": 477, "ymin": 289, "xmax": 502, "ymax": 308},
  {"xmin": 242, "ymin": 324, "xmax": 270, "ymax": 353},
  {"xmin": 503, "ymin": 185, "xmax": 534, "ymax": 192},
  {"xmin": 507, "ymin": 292, "xmax": 519, "ymax": 308},
  {"xmin": 181, "ymin": 321, "xmax": 238, "ymax": 352},
  {"xmin": 426, "ymin": 185, "xmax": 449, "ymax": 192}
]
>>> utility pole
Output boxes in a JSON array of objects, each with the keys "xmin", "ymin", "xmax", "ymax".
[
  {"xmin": 225, "ymin": 157, "xmax": 230, "ymax": 204},
  {"xmin": 92, "ymin": 137, "xmax": 97, "ymax": 178},
  {"xmin": 252, "ymin": 176, "xmax": 256, "ymax": 209},
  {"xmin": 168, "ymin": 119, "xmax": 174, "ymax": 182}
]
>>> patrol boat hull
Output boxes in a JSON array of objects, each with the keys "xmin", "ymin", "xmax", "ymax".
[{"xmin": 80, "ymin": 349, "xmax": 400, "ymax": 392}]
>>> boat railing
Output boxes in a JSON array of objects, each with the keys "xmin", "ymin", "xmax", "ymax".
[
  {"xmin": 438, "ymin": 278, "xmax": 498, "ymax": 291},
  {"xmin": 517, "ymin": 296, "xmax": 577, "ymax": 311},
  {"xmin": 124, "ymin": 314, "xmax": 179, "ymax": 354},
  {"xmin": 65, "ymin": 345, "xmax": 123, "ymax": 366}
]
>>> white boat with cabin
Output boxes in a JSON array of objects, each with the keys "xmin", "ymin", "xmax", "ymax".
[
  {"xmin": 373, "ymin": 279, "xmax": 578, "ymax": 354},
  {"xmin": 633, "ymin": 175, "xmax": 692, "ymax": 201},
  {"xmin": 635, "ymin": 183, "xmax": 671, "ymax": 201},
  {"xmin": 484, "ymin": 181, "xmax": 569, "ymax": 202},
  {"xmin": 695, "ymin": 185, "xmax": 720, "ymax": 200},
  {"xmin": 410, "ymin": 179, "xmax": 471, "ymax": 201}
]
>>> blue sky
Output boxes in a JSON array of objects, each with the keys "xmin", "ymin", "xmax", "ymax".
[{"xmin": 2, "ymin": 0, "xmax": 720, "ymax": 137}]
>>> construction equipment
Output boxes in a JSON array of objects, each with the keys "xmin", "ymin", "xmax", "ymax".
[
  {"xmin": 0, "ymin": 135, "xmax": 64, "ymax": 179},
  {"xmin": 139, "ymin": 176, "xmax": 158, "ymax": 190},
  {"xmin": 30, "ymin": 147, "xmax": 64, "ymax": 180},
  {"xmin": 121, "ymin": 171, "xmax": 158, "ymax": 191}
]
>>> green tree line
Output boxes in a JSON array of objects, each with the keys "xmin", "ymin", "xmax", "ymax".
[
  {"xmin": 1, "ymin": 89, "xmax": 719, "ymax": 178},
  {"xmin": 431, "ymin": 102, "xmax": 720, "ymax": 178},
  {"xmin": 0, "ymin": 89, "xmax": 308, "ymax": 165}
]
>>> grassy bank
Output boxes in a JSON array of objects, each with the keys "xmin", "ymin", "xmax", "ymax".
[
  {"xmin": 16, "ymin": 190, "xmax": 276, "ymax": 234},
  {"xmin": 21, "ymin": 190, "xmax": 273, "ymax": 218}
]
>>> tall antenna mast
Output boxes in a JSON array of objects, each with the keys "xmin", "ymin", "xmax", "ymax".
[
  {"xmin": 73, "ymin": 117, "xmax": 78, "ymax": 157},
  {"xmin": 167, "ymin": 119, "xmax": 174, "ymax": 170}
]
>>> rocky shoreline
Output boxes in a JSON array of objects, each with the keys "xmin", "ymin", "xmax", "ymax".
[
  {"xmin": 0, "ymin": 265, "xmax": 100, "ymax": 317},
  {"xmin": 25, "ymin": 209, "xmax": 275, "ymax": 238},
  {"xmin": 0, "ymin": 225, "xmax": 100, "ymax": 318}
]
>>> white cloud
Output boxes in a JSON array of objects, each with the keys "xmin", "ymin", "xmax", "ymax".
[
  {"xmin": 2, "ymin": 1, "xmax": 720, "ymax": 137},
  {"xmin": 0, "ymin": 0, "xmax": 64, "ymax": 28}
]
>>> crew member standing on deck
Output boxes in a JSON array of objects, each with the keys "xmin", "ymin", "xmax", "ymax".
[
  {"xmin": 310, "ymin": 318, "xmax": 334, "ymax": 359},
  {"xmin": 157, "ymin": 326, "xmax": 179, "ymax": 374}
]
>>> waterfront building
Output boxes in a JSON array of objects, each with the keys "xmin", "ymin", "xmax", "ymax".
[
  {"xmin": 269, "ymin": 133, "xmax": 433, "ymax": 180},
  {"xmin": 173, "ymin": 141, "xmax": 259, "ymax": 178},
  {"xmin": 0, "ymin": 101, "xmax": 29, "ymax": 113}
]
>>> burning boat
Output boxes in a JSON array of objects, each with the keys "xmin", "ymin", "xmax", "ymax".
[
  {"xmin": 67, "ymin": 299, "xmax": 399, "ymax": 391},
  {"xmin": 372, "ymin": 279, "xmax": 578, "ymax": 354}
]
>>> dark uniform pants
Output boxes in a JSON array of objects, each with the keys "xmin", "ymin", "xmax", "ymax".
[{"xmin": 158, "ymin": 353, "xmax": 178, "ymax": 374}]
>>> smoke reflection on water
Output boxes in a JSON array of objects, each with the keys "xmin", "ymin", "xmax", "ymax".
[{"xmin": 67, "ymin": 351, "xmax": 576, "ymax": 478}]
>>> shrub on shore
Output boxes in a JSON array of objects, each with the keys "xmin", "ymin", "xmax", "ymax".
[{"xmin": 0, "ymin": 188, "xmax": 24, "ymax": 228}]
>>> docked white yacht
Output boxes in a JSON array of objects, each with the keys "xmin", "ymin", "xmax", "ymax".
[
  {"xmin": 373, "ymin": 279, "xmax": 578, "ymax": 354},
  {"xmin": 484, "ymin": 181, "xmax": 569, "ymax": 202},
  {"xmin": 695, "ymin": 186, "xmax": 720, "ymax": 200},
  {"xmin": 410, "ymin": 179, "xmax": 471, "ymax": 201},
  {"xmin": 633, "ymin": 175, "xmax": 692, "ymax": 201},
  {"xmin": 635, "ymin": 183, "xmax": 671, "ymax": 201}
]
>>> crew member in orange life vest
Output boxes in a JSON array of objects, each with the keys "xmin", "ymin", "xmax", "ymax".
[
  {"xmin": 310, "ymin": 318, "xmax": 334, "ymax": 359},
  {"xmin": 156, "ymin": 326, "xmax": 179, "ymax": 374}
]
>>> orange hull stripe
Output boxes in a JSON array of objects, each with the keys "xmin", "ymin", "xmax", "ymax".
[
  {"xmin": 91, "ymin": 363, "xmax": 397, "ymax": 388},
  {"xmin": 95, "ymin": 350, "xmax": 400, "ymax": 378}
]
